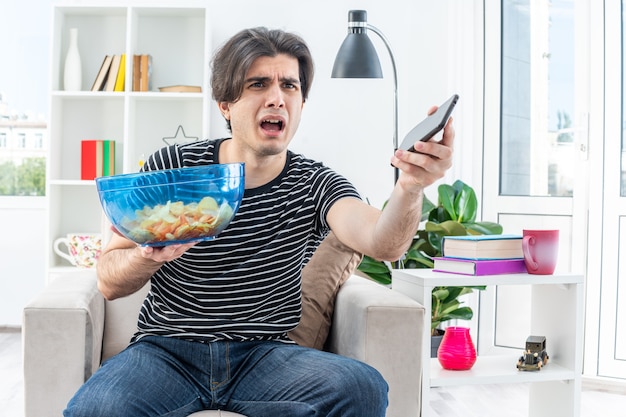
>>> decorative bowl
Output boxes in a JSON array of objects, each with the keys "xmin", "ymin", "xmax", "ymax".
[{"xmin": 95, "ymin": 163, "xmax": 245, "ymax": 246}]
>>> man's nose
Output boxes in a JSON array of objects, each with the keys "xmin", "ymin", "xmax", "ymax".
[{"xmin": 265, "ymin": 84, "xmax": 285, "ymax": 107}]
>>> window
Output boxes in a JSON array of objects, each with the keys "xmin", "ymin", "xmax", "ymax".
[
  {"xmin": 622, "ymin": 0, "xmax": 626, "ymax": 196},
  {"xmin": 33, "ymin": 133, "xmax": 43, "ymax": 149},
  {"xmin": 0, "ymin": 123, "xmax": 46, "ymax": 196},
  {"xmin": 16, "ymin": 133, "xmax": 26, "ymax": 148},
  {"xmin": 500, "ymin": 0, "xmax": 575, "ymax": 197}
]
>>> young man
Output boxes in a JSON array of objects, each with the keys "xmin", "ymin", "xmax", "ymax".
[{"xmin": 65, "ymin": 27, "xmax": 454, "ymax": 417}]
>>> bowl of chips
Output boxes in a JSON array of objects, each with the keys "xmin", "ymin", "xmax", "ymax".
[{"xmin": 95, "ymin": 163, "xmax": 245, "ymax": 246}]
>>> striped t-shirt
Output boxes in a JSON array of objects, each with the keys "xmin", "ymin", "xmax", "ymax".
[{"xmin": 131, "ymin": 138, "xmax": 361, "ymax": 343}]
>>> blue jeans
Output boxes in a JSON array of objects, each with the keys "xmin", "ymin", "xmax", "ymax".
[{"xmin": 64, "ymin": 336, "xmax": 388, "ymax": 417}]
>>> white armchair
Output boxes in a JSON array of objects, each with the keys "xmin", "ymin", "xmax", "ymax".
[{"xmin": 24, "ymin": 263, "xmax": 424, "ymax": 417}]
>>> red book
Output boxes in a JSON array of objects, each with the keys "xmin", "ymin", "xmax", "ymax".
[
  {"xmin": 81, "ymin": 140, "xmax": 104, "ymax": 180},
  {"xmin": 433, "ymin": 257, "xmax": 528, "ymax": 276}
]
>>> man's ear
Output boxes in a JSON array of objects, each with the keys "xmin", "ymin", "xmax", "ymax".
[{"xmin": 217, "ymin": 101, "xmax": 230, "ymax": 121}]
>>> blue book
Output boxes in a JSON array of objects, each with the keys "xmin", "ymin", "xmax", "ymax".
[{"xmin": 442, "ymin": 234, "xmax": 523, "ymax": 260}]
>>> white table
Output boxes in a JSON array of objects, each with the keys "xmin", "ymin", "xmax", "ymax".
[{"xmin": 392, "ymin": 269, "xmax": 583, "ymax": 417}]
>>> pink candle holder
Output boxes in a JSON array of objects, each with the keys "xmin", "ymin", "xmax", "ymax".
[{"xmin": 437, "ymin": 326, "xmax": 477, "ymax": 370}]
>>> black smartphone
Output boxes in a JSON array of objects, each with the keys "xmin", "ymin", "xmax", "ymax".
[{"xmin": 399, "ymin": 94, "xmax": 459, "ymax": 152}]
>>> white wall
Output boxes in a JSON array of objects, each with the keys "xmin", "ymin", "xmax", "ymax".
[
  {"xmin": 0, "ymin": 198, "xmax": 46, "ymax": 325},
  {"xmin": 0, "ymin": 0, "xmax": 53, "ymax": 325},
  {"xmin": 205, "ymin": 0, "xmax": 459, "ymax": 208},
  {"xmin": 0, "ymin": 0, "xmax": 470, "ymax": 325}
]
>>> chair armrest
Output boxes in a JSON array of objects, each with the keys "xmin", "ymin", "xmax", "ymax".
[
  {"xmin": 328, "ymin": 275, "xmax": 425, "ymax": 417},
  {"xmin": 23, "ymin": 271, "xmax": 105, "ymax": 417}
]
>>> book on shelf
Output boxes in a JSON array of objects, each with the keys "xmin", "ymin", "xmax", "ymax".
[
  {"xmin": 132, "ymin": 54, "xmax": 141, "ymax": 91},
  {"xmin": 442, "ymin": 234, "xmax": 523, "ymax": 259},
  {"xmin": 91, "ymin": 55, "xmax": 113, "ymax": 92},
  {"xmin": 105, "ymin": 55, "xmax": 122, "ymax": 92},
  {"xmin": 132, "ymin": 54, "xmax": 153, "ymax": 91},
  {"xmin": 433, "ymin": 257, "xmax": 528, "ymax": 276},
  {"xmin": 140, "ymin": 54, "xmax": 152, "ymax": 91},
  {"xmin": 102, "ymin": 140, "xmax": 115, "ymax": 176},
  {"xmin": 81, "ymin": 140, "xmax": 116, "ymax": 180},
  {"xmin": 158, "ymin": 85, "xmax": 202, "ymax": 93},
  {"xmin": 113, "ymin": 54, "xmax": 126, "ymax": 92}
]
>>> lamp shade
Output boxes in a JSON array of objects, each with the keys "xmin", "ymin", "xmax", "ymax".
[{"xmin": 331, "ymin": 10, "xmax": 383, "ymax": 78}]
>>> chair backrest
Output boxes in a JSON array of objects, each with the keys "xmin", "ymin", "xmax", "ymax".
[{"xmin": 102, "ymin": 282, "xmax": 149, "ymax": 361}]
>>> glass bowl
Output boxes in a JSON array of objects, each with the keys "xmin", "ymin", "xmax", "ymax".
[{"xmin": 95, "ymin": 163, "xmax": 245, "ymax": 246}]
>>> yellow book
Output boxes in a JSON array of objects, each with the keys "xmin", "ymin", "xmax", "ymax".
[{"xmin": 114, "ymin": 54, "xmax": 126, "ymax": 92}]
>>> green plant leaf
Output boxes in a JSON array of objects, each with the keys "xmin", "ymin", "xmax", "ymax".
[
  {"xmin": 454, "ymin": 182, "xmax": 478, "ymax": 223},
  {"xmin": 441, "ymin": 286, "xmax": 466, "ymax": 303},
  {"xmin": 465, "ymin": 221, "xmax": 503, "ymax": 235},
  {"xmin": 421, "ymin": 195, "xmax": 436, "ymax": 221},
  {"xmin": 429, "ymin": 206, "xmax": 453, "ymax": 223},
  {"xmin": 403, "ymin": 247, "xmax": 434, "ymax": 269},
  {"xmin": 356, "ymin": 255, "xmax": 391, "ymax": 285},
  {"xmin": 432, "ymin": 287, "xmax": 449, "ymax": 301},
  {"xmin": 424, "ymin": 220, "xmax": 468, "ymax": 254},
  {"xmin": 439, "ymin": 300, "xmax": 462, "ymax": 315},
  {"xmin": 424, "ymin": 220, "xmax": 467, "ymax": 236},
  {"xmin": 438, "ymin": 184, "xmax": 458, "ymax": 220},
  {"xmin": 440, "ymin": 306, "xmax": 474, "ymax": 321}
]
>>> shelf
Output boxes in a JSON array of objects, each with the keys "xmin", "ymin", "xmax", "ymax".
[
  {"xmin": 48, "ymin": 267, "xmax": 97, "ymax": 283},
  {"xmin": 430, "ymin": 356, "xmax": 577, "ymax": 387},
  {"xmin": 129, "ymin": 92, "xmax": 205, "ymax": 100},
  {"xmin": 392, "ymin": 269, "xmax": 584, "ymax": 417},
  {"xmin": 49, "ymin": 179, "xmax": 96, "ymax": 186},
  {"xmin": 48, "ymin": 266, "xmax": 98, "ymax": 274},
  {"xmin": 51, "ymin": 91, "xmax": 125, "ymax": 97},
  {"xmin": 393, "ymin": 268, "xmax": 584, "ymax": 286},
  {"xmin": 46, "ymin": 4, "xmax": 212, "ymax": 280},
  {"xmin": 51, "ymin": 91, "xmax": 204, "ymax": 99}
]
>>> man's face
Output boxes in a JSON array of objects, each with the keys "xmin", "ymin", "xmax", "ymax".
[{"xmin": 219, "ymin": 54, "xmax": 304, "ymax": 157}]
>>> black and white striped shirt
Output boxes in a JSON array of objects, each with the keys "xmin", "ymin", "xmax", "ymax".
[{"xmin": 132, "ymin": 138, "xmax": 361, "ymax": 343}]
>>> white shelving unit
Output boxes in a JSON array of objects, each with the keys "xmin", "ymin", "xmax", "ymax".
[
  {"xmin": 46, "ymin": 4, "xmax": 212, "ymax": 279},
  {"xmin": 392, "ymin": 269, "xmax": 584, "ymax": 417}
]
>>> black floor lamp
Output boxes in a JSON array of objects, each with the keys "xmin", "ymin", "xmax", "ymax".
[
  {"xmin": 332, "ymin": 10, "xmax": 402, "ymax": 268},
  {"xmin": 331, "ymin": 9, "xmax": 400, "ymax": 184}
]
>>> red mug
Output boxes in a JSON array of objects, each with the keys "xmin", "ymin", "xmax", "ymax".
[{"xmin": 522, "ymin": 229, "xmax": 559, "ymax": 275}]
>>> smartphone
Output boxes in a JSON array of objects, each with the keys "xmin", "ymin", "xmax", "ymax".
[{"xmin": 399, "ymin": 94, "xmax": 459, "ymax": 152}]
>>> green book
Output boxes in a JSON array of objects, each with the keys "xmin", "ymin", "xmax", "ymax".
[{"xmin": 102, "ymin": 140, "xmax": 116, "ymax": 176}]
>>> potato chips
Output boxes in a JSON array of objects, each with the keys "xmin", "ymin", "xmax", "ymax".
[{"xmin": 121, "ymin": 196, "xmax": 235, "ymax": 244}]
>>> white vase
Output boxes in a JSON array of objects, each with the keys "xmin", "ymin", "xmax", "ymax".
[{"xmin": 63, "ymin": 28, "xmax": 82, "ymax": 91}]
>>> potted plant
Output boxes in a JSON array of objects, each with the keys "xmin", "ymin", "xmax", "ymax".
[{"xmin": 357, "ymin": 180, "xmax": 502, "ymax": 356}]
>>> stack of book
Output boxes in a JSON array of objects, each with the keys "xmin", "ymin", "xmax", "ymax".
[
  {"xmin": 132, "ymin": 54, "xmax": 152, "ymax": 92},
  {"xmin": 90, "ymin": 54, "xmax": 153, "ymax": 92},
  {"xmin": 91, "ymin": 54, "xmax": 126, "ymax": 92},
  {"xmin": 433, "ymin": 234, "xmax": 527, "ymax": 276},
  {"xmin": 81, "ymin": 140, "xmax": 116, "ymax": 180}
]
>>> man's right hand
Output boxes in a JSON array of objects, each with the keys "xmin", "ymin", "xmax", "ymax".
[{"xmin": 139, "ymin": 242, "xmax": 197, "ymax": 263}]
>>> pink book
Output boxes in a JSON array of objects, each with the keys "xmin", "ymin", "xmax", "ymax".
[{"xmin": 433, "ymin": 257, "xmax": 528, "ymax": 276}]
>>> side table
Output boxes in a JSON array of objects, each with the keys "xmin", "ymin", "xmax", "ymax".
[{"xmin": 392, "ymin": 269, "xmax": 583, "ymax": 417}]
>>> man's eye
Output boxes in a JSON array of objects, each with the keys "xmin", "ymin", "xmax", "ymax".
[{"xmin": 250, "ymin": 82, "xmax": 264, "ymax": 88}]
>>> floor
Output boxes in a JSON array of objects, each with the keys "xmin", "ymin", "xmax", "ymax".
[
  {"xmin": 0, "ymin": 328, "xmax": 23, "ymax": 417},
  {"xmin": 3, "ymin": 327, "xmax": 626, "ymax": 417},
  {"xmin": 429, "ymin": 383, "xmax": 626, "ymax": 417}
]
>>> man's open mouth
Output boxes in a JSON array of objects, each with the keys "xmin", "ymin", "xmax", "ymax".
[{"xmin": 260, "ymin": 119, "xmax": 284, "ymax": 132}]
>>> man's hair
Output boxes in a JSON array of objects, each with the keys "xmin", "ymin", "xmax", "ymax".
[{"xmin": 211, "ymin": 27, "xmax": 315, "ymax": 106}]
